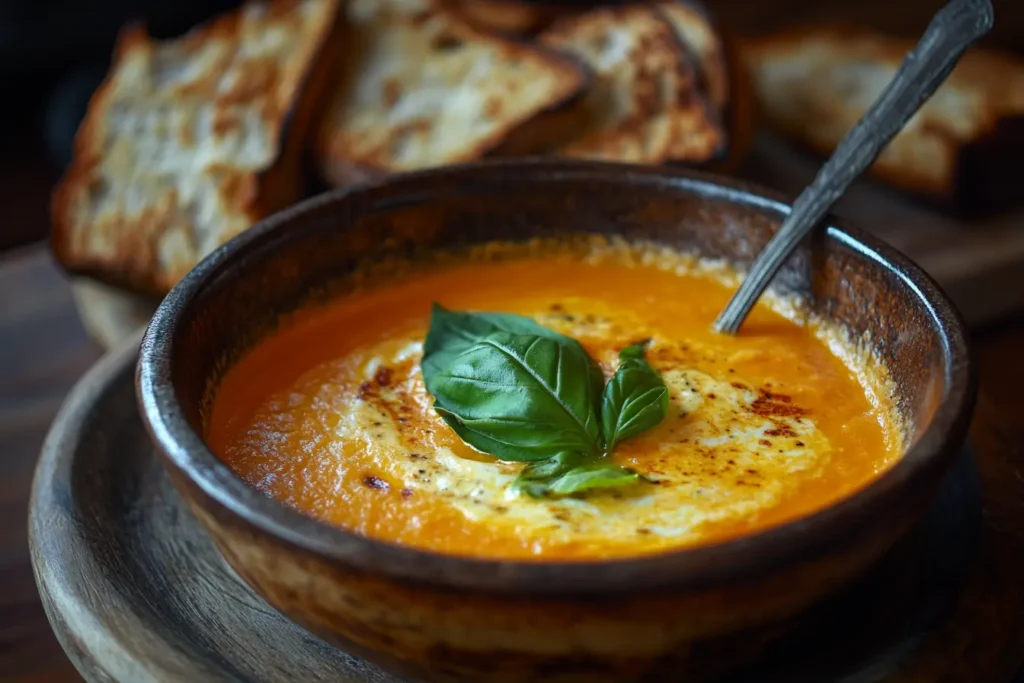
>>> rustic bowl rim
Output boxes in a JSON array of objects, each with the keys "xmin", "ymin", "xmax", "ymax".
[{"xmin": 136, "ymin": 158, "xmax": 977, "ymax": 596}]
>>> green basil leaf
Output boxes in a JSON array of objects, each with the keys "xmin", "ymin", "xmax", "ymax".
[
  {"xmin": 517, "ymin": 451, "xmax": 584, "ymax": 479},
  {"xmin": 618, "ymin": 340, "xmax": 650, "ymax": 360},
  {"xmin": 510, "ymin": 453, "xmax": 641, "ymax": 498},
  {"xmin": 423, "ymin": 304, "xmax": 560, "ymax": 359},
  {"xmin": 508, "ymin": 480, "xmax": 550, "ymax": 499},
  {"xmin": 547, "ymin": 464, "xmax": 641, "ymax": 496},
  {"xmin": 601, "ymin": 342, "xmax": 670, "ymax": 452},
  {"xmin": 422, "ymin": 305, "xmax": 604, "ymax": 410},
  {"xmin": 427, "ymin": 331, "xmax": 603, "ymax": 461},
  {"xmin": 509, "ymin": 452, "xmax": 583, "ymax": 498}
]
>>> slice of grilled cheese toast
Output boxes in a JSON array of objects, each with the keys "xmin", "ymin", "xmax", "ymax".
[
  {"xmin": 539, "ymin": 4, "xmax": 724, "ymax": 164},
  {"xmin": 51, "ymin": 0, "xmax": 341, "ymax": 295},
  {"xmin": 315, "ymin": 0, "xmax": 589, "ymax": 187},
  {"xmin": 745, "ymin": 26, "xmax": 1024, "ymax": 206}
]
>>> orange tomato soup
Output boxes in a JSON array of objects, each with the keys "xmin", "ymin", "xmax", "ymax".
[{"xmin": 207, "ymin": 242, "xmax": 902, "ymax": 561}]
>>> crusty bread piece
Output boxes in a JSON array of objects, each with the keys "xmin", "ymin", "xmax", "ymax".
[
  {"xmin": 657, "ymin": 1, "xmax": 728, "ymax": 111},
  {"xmin": 315, "ymin": 0, "xmax": 590, "ymax": 187},
  {"xmin": 539, "ymin": 4, "xmax": 724, "ymax": 164},
  {"xmin": 657, "ymin": 0, "xmax": 754, "ymax": 172},
  {"xmin": 445, "ymin": 0, "xmax": 574, "ymax": 36},
  {"xmin": 51, "ymin": 0, "xmax": 341, "ymax": 295},
  {"xmin": 745, "ymin": 26, "xmax": 1024, "ymax": 206}
]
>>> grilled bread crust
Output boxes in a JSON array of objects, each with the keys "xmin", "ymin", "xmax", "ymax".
[
  {"xmin": 539, "ymin": 4, "xmax": 725, "ymax": 165},
  {"xmin": 51, "ymin": 0, "xmax": 342, "ymax": 295},
  {"xmin": 315, "ymin": 0, "xmax": 591, "ymax": 188}
]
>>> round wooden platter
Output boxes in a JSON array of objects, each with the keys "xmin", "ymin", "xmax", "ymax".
[
  {"xmin": 69, "ymin": 279, "xmax": 157, "ymax": 350},
  {"xmin": 27, "ymin": 337, "xmax": 1023, "ymax": 683}
]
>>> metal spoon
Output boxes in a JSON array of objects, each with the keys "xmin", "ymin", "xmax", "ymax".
[{"xmin": 712, "ymin": 0, "xmax": 994, "ymax": 336}]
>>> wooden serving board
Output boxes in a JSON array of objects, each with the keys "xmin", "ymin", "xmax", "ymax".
[
  {"xmin": 69, "ymin": 278, "xmax": 157, "ymax": 350},
  {"xmin": 69, "ymin": 137, "xmax": 1024, "ymax": 349}
]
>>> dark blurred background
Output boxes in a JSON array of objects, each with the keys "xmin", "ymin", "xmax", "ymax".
[{"xmin": 1, "ymin": 0, "xmax": 1023, "ymax": 254}]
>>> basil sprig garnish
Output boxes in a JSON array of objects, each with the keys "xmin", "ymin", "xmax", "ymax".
[
  {"xmin": 422, "ymin": 305, "xmax": 668, "ymax": 498},
  {"xmin": 601, "ymin": 341, "xmax": 671, "ymax": 452},
  {"xmin": 509, "ymin": 452, "xmax": 641, "ymax": 499}
]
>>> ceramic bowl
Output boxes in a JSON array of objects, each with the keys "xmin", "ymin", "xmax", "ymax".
[{"xmin": 136, "ymin": 159, "xmax": 976, "ymax": 682}]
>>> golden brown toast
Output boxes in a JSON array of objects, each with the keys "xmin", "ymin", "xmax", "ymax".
[
  {"xmin": 539, "ymin": 4, "xmax": 725, "ymax": 164},
  {"xmin": 315, "ymin": 0, "xmax": 590, "ymax": 187},
  {"xmin": 657, "ymin": 1, "xmax": 728, "ymax": 112},
  {"xmin": 745, "ymin": 25, "xmax": 1024, "ymax": 206},
  {"xmin": 51, "ymin": 0, "xmax": 342, "ymax": 296},
  {"xmin": 447, "ymin": 0, "xmax": 753, "ymax": 170},
  {"xmin": 657, "ymin": 0, "xmax": 754, "ymax": 172}
]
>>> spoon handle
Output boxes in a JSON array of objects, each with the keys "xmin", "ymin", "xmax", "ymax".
[{"xmin": 712, "ymin": 0, "xmax": 994, "ymax": 336}]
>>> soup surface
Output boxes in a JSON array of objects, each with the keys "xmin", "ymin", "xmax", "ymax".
[{"xmin": 207, "ymin": 242, "xmax": 902, "ymax": 560}]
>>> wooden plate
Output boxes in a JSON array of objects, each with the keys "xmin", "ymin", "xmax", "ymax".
[
  {"xmin": 69, "ymin": 279, "xmax": 156, "ymax": 350},
  {"xmin": 28, "ymin": 336, "xmax": 997, "ymax": 683}
]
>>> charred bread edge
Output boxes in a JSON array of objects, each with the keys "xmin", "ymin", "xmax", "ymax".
[
  {"xmin": 316, "ymin": 12, "xmax": 593, "ymax": 189},
  {"xmin": 659, "ymin": 0, "xmax": 752, "ymax": 173},
  {"xmin": 651, "ymin": 1, "xmax": 728, "ymax": 165},
  {"xmin": 541, "ymin": 3, "xmax": 727, "ymax": 165},
  {"xmin": 252, "ymin": 0, "xmax": 345, "ymax": 230},
  {"xmin": 51, "ymin": 0, "xmax": 344, "ymax": 297},
  {"xmin": 482, "ymin": 48, "xmax": 593, "ymax": 156},
  {"xmin": 51, "ymin": 24, "xmax": 156, "ymax": 295}
]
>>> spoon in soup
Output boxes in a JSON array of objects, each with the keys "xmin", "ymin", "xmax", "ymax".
[{"xmin": 712, "ymin": 0, "xmax": 994, "ymax": 336}]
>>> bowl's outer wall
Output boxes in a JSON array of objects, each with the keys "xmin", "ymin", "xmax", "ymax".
[{"xmin": 142, "ymin": 161, "xmax": 975, "ymax": 682}]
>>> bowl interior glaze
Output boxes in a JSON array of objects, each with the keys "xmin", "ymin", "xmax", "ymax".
[{"xmin": 138, "ymin": 159, "xmax": 975, "ymax": 596}]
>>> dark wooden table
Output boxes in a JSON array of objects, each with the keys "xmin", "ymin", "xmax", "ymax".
[{"xmin": 1, "ymin": 248, "xmax": 102, "ymax": 683}]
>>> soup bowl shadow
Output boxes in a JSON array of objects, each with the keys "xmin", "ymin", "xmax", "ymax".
[{"xmin": 136, "ymin": 159, "xmax": 976, "ymax": 682}]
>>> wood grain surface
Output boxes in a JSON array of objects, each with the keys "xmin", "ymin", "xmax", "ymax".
[{"xmin": 1, "ymin": 249, "xmax": 102, "ymax": 683}]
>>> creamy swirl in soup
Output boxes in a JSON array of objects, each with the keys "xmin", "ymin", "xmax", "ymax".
[{"xmin": 207, "ymin": 240, "xmax": 902, "ymax": 560}]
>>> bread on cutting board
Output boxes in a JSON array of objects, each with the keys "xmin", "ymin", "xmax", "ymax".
[
  {"xmin": 51, "ymin": 0, "xmax": 342, "ymax": 295},
  {"xmin": 745, "ymin": 25, "xmax": 1024, "ymax": 207},
  {"xmin": 538, "ymin": 3, "xmax": 725, "ymax": 164},
  {"xmin": 315, "ymin": 0, "xmax": 590, "ymax": 187}
]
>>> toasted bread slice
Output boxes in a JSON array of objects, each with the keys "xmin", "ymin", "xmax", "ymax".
[
  {"xmin": 446, "ymin": 0, "xmax": 574, "ymax": 36},
  {"xmin": 657, "ymin": 1, "xmax": 728, "ymax": 111},
  {"xmin": 51, "ymin": 0, "xmax": 341, "ymax": 295},
  {"xmin": 315, "ymin": 0, "xmax": 589, "ymax": 187},
  {"xmin": 657, "ymin": 0, "xmax": 754, "ymax": 172},
  {"xmin": 539, "ymin": 4, "xmax": 724, "ymax": 164},
  {"xmin": 745, "ymin": 26, "xmax": 1024, "ymax": 206}
]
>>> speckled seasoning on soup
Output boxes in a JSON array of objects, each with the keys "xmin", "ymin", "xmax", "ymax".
[{"xmin": 206, "ymin": 239, "xmax": 903, "ymax": 561}]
